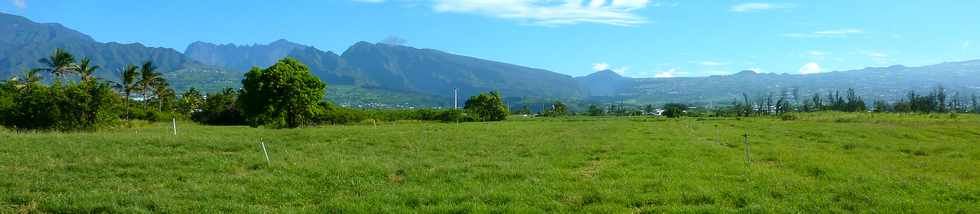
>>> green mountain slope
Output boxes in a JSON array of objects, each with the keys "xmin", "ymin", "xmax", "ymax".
[{"xmin": 0, "ymin": 12, "xmax": 239, "ymax": 92}]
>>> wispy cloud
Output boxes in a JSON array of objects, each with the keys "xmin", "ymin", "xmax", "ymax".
[
  {"xmin": 11, "ymin": 0, "xmax": 26, "ymax": 9},
  {"xmin": 782, "ymin": 28, "xmax": 863, "ymax": 38},
  {"xmin": 964, "ymin": 41, "xmax": 973, "ymax": 48},
  {"xmin": 730, "ymin": 2, "xmax": 795, "ymax": 13},
  {"xmin": 372, "ymin": 0, "xmax": 655, "ymax": 26}
]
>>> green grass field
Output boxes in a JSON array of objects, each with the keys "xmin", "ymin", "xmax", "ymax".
[{"xmin": 1, "ymin": 113, "xmax": 978, "ymax": 213}]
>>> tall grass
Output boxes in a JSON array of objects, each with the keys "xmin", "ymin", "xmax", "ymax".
[{"xmin": 0, "ymin": 114, "xmax": 977, "ymax": 212}]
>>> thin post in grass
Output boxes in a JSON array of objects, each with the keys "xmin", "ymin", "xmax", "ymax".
[
  {"xmin": 743, "ymin": 132, "xmax": 751, "ymax": 167},
  {"xmin": 171, "ymin": 117, "xmax": 177, "ymax": 136},
  {"xmin": 260, "ymin": 142, "xmax": 271, "ymax": 165}
]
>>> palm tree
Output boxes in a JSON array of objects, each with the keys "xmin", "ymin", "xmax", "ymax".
[
  {"xmin": 11, "ymin": 68, "xmax": 43, "ymax": 91},
  {"xmin": 137, "ymin": 61, "xmax": 163, "ymax": 111},
  {"xmin": 119, "ymin": 64, "xmax": 139, "ymax": 120},
  {"xmin": 37, "ymin": 48, "xmax": 78, "ymax": 81},
  {"xmin": 153, "ymin": 80, "xmax": 173, "ymax": 112},
  {"xmin": 77, "ymin": 58, "xmax": 100, "ymax": 82}
]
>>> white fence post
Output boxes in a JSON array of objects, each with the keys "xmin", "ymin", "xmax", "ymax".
[
  {"xmin": 260, "ymin": 142, "xmax": 271, "ymax": 165},
  {"xmin": 172, "ymin": 117, "xmax": 177, "ymax": 136}
]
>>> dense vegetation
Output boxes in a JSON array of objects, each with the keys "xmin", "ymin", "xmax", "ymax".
[
  {"xmin": 0, "ymin": 50, "xmax": 511, "ymax": 131},
  {"xmin": 239, "ymin": 58, "xmax": 326, "ymax": 128},
  {"xmin": 1, "ymin": 114, "xmax": 977, "ymax": 212}
]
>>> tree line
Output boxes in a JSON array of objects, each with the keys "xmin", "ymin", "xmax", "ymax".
[{"xmin": 0, "ymin": 50, "xmax": 511, "ymax": 131}]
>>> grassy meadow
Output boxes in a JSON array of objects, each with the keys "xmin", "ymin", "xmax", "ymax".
[{"xmin": 1, "ymin": 113, "xmax": 978, "ymax": 213}]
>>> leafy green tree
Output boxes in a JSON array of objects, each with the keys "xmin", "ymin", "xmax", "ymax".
[
  {"xmin": 239, "ymin": 58, "xmax": 326, "ymax": 128},
  {"xmin": 464, "ymin": 91, "xmax": 508, "ymax": 121},
  {"xmin": 192, "ymin": 88, "xmax": 246, "ymax": 125},
  {"xmin": 873, "ymin": 100, "xmax": 890, "ymax": 113},
  {"xmin": 662, "ymin": 103, "xmax": 686, "ymax": 118},
  {"xmin": 77, "ymin": 58, "xmax": 100, "ymax": 82},
  {"xmin": 588, "ymin": 104, "xmax": 605, "ymax": 116},
  {"xmin": 542, "ymin": 101, "xmax": 568, "ymax": 117},
  {"xmin": 37, "ymin": 48, "xmax": 77, "ymax": 80}
]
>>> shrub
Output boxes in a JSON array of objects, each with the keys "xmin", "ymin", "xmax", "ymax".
[
  {"xmin": 662, "ymin": 103, "xmax": 687, "ymax": 118},
  {"xmin": 314, "ymin": 103, "xmax": 471, "ymax": 125},
  {"xmin": 464, "ymin": 91, "xmax": 508, "ymax": 121},
  {"xmin": 0, "ymin": 81, "xmax": 122, "ymax": 131},
  {"xmin": 191, "ymin": 88, "xmax": 247, "ymax": 125},
  {"xmin": 781, "ymin": 114, "xmax": 799, "ymax": 121}
]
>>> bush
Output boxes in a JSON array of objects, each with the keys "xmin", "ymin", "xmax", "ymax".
[
  {"xmin": 464, "ymin": 91, "xmax": 508, "ymax": 121},
  {"xmin": 662, "ymin": 103, "xmax": 687, "ymax": 118},
  {"xmin": 314, "ymin": 102, "xmax": 471, "ymax": 125},
  {"xmin": 315, "ymin": 103, "xmax": 368, "ymax": 125},
  {"xmin": 191, "ymin": 88, "xmax": 247, "ymax": 125},
  {"xmin": 0, "ymin": 81, "xmax": 122, "ymax": 131}
]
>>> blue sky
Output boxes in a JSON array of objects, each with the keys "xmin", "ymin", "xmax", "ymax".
[{"xmin": 3, "ymin": 0, "xmax": 979, "ymax": 78}]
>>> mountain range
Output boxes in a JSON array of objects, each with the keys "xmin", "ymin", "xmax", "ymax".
[
  {"xmin": 577, "ymin": 62, "xmax": 980, "ymax": 105},
  {"xmin": 3, "ymin": 11, "xmax": 979, "ymax": 107}
]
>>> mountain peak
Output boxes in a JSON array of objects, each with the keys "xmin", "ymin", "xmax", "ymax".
[
  {"xmin": 269, "ymin": 39, "xmax": 299, "ymax": 46},
  {"xmin": 734, "ymin": 70, "xmax": 758, "ymax": 75},
  {"xmin": 587, "ymin": 69, "xmax": 624, "ymax": 78}
]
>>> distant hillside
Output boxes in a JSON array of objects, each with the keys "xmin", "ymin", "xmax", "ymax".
[
  {"xmin": 189, "ymin": 40, "xmax": 586, "ymax": 99},
  {"xmin": 185, "ymin": 39, "xmax": 309, "ymax": 72},
  {"xmin": 335, "ymin": 42, "xmax": 584, "ymax": 99},
  {"xmin": 575, "ymin": 70, "xmax": 634, "ymax": 97},
  {"xmin": 0, "ymin": 12, "xmax": 239, "ymax": 91},
  {"xmin": 577, "ymin": 62, "xmax": 980, "ymax": 104}
]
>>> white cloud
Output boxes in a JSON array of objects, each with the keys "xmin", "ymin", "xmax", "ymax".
[
  {"xmin": 798, "ymin": 62, "xmax": 822, "ymax": 74},
  {"xmin": 432, "ymin": 0, "xmax": 651, "ymax": 26},
  {"xmin": 654, "ymin": 68, "xmax": 678, "ymax": 78},
  {"xmin": 730, "ymin": 2, "xmax": 795, "ymax": 13},
  {"xmin": 592, "ymin": 62, "xmax": 610, "ymax": 71},
  {"xmin": 592, "ymin": 62, "xmax": 631, "ymax": 74},
  {"xmin": 11, "ymin": 0, "xmax": 25, "ymax": 9},
  {"xmin": 783, "ymin": 28, "xmax": 863, "ymax": 38}
]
